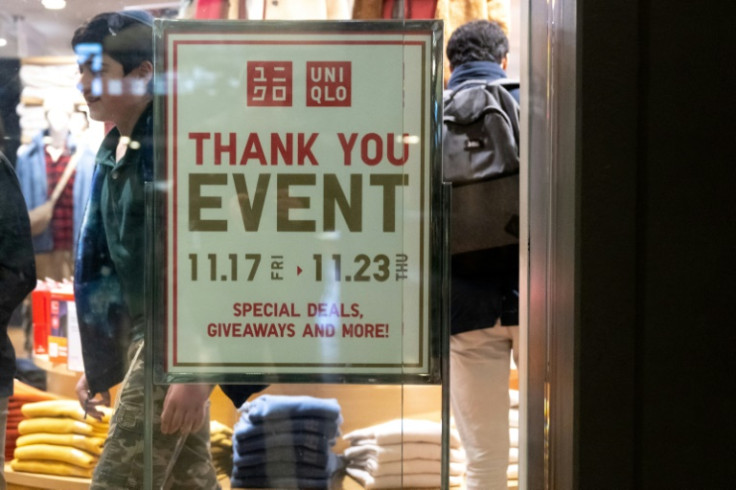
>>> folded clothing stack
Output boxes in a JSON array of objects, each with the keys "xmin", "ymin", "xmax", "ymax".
[
  {"xmin": 5, "ymin": 379, "xmax": 64, "ymax": 463},
  {"xmin": 231, "ymin": 394, "xmax": 344, "ymax": 489},
  {"xmin": 342, "ymin": 418, "xmax": 466, "ymax": 488},
  {"xmin": 508, "ymin": 389, "xmax": 520, "ymax": 489},
  {"xmin": 210, "ymin": 420, "xmax": 234, "ymax": 480},
  {"xmin": 10, "ymin": 399, "xmax": 111, "ymax": 478}
]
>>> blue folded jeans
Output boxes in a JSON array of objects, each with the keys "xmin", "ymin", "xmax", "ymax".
[
  {"xmin": 232, "ymin": 451, "xmax": 342, "ymax": 479},
  {"xmin": 234, "ymin": 415, "xmax": 342, "ymax": 442},
  {"xmin": 233, "ymin": 445, "xmax": 330, "ymax": 469},
  {"xmin": 241, "ymin": 395, "xmax": 341, "ymax": 422}
]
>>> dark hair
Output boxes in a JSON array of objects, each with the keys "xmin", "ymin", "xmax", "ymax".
[
  {"xmin": 71, "ymin": 11, "xmax": 154, "ymax": 75},
  {"xmin": 446, "ymin": 20, "xmax": 509, "ymax": 70}
]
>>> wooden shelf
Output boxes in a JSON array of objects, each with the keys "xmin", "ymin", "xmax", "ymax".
[
  {"xmin": 3, "ymin": 467, "xmax": 355, "ymax": 490},
  {"xmin": 21, "ymin": 56, "xmax": 76, "ymax": 66},
  {"xmin": 4, "ymin": 464, "xmax": 90, "ymax": 490},
  {"xmin": 31, "ymin": 354, "xmax": 82, "ymax": 378}
]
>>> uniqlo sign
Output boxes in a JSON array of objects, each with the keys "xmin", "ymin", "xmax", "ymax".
[
  {"xmin": 161, "ymin": 23, "xmax": 441, "ymax": 381},
  {"xmin": 245, "ymin": 60, "xmax": 351, "ymax": 107},
  {"xmin": 306, "ymin": 61, "xmax": 351, "ymax": 107},
  {"xmin": 246, "ymin": 61, "xmax": 292, "ymax": 106}
]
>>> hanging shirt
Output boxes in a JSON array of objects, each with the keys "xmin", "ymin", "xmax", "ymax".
[{"xmin": 45, "ymin": 146, "xmax": 75, "ymax": 251}]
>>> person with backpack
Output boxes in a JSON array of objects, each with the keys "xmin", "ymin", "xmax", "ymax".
[{"xmin": 443, "ymin": 20, "xmax": 520, "ymax": 490}]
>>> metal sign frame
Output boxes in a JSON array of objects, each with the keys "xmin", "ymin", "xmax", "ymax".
[{"xmin": 150, "ymin": 19, "xmax": 446, "ymax": 385}]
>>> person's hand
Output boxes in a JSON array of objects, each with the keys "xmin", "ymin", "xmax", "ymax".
[
  {"xmin": 75, "ymin": 374, "xmax": 110, "ymax": 421},
  {"xmin": 160, "ymin": 384, "xmax": 212, "ymax": 435}
]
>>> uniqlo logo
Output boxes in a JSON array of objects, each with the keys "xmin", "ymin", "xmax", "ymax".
[
  {"xmin": 306, "ymin": 61, "xmax": 351, "ymax": 107},
  {"xmin": 247, "ymin": 61, "xmax": 292, "ymax": 106}
]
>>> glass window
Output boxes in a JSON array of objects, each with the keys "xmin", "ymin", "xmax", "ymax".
[{"xmin": 1, "ymin": 2, "xmax": 526, "ymax": 489}]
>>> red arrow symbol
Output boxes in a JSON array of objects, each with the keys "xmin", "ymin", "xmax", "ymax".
[{"xmin": 297, "ymin": 266, "xmax": 303, "ymax": 276}]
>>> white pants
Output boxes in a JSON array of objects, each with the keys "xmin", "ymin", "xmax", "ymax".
[{"xmin": 451, "ymin": 323, "xmax": 519, "ymax": 490}]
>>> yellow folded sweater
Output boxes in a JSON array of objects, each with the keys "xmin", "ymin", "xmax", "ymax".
[
  {"xmin": 15, "ymin": 433, "xmax": 105, "ymax": 456},
  {"xmin": 14, "ymin": 444, "xmax": 97, "ymax": 469},
  {"xmin": 210, "ymin": 432, "xmax": 233, "ymax": 447},
  {"xmin": 18, "ymin": 418, "xmax": 109, "ymax": 437},
  {"xmin": 210, "ymin": 420, "xmax": 233, "ymax": 436},
  {"xmin": 21, "ymin": 400, "xmax": 112, "ymax": 424},
  {"xmin": 10, "ymin": 458, "xmax": 94, "ymax": 478}
]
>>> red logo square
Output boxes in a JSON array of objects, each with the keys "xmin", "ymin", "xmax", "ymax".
[
  {"xmin": 247, "ymin": 61, "xmax": 293, "ymax": 106},
  {"xmin": 306, "ymin": 61, "xmax": 351, "ymax": 107}
]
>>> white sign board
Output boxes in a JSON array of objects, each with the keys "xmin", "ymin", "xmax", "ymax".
[{"xmin": 155, "ymin": 21, "xmax": 443, "ymax": 381}]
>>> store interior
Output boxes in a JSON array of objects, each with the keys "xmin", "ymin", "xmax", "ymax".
[{"xmin": 2, "ymin": 1, "xmax": 521, "ymax": 488}]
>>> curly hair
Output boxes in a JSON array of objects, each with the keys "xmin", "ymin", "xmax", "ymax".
[{"xmin": 446, "ymin": 20, "xmax": 510, "ymax": 70}]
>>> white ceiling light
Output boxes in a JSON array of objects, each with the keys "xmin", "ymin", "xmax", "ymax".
[
  {"xmin": 42, "ymin": 0, "xmax": 67, "ymax": 10},
  {"xmin": 0, "ymin": 38, "xmax": 7, "ymax": 48}
]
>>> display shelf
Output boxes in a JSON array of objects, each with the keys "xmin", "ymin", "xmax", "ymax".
[
  {"xmin": 227, "ymin": 473, "xmax": 356, "ymax": 490},
  {"xmin": 4, "ymin": 464, "xmax": 90, "ymax": 490},
  {"xmin": 31, "ymin": 354, "xmax": 81, "ymax": 378},
  {"xmin": 3, "ymin": 468, "xmax": 356, "ymax": 490},
  {"xmin": 20, "ymin": 56, "xmax": 77, "ymax": 66},
  {"xmin": 4, "ymin": 466, "xmax": 237, "ymax": 490}
]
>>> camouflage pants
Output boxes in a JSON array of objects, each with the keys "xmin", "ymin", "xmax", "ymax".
[{"xmin": 91, "ymin": 340, "xmax": 219, "ymax": 489}]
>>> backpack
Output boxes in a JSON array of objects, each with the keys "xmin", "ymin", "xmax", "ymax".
[{"xmin": 442, "ymin": 79, "xmax": 521, "ymax": 254}]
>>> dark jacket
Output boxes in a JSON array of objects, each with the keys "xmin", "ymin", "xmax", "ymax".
[
  {"xmin": 74, "ymin": 105, "xmax": 264, "ymax": 405},
  {"xmin": 446, "ymin": 61, "xmax": 520, "ymax": 335},
  {"xmin": 74, "ymin": 106, "xmax": 153, "ymax": 395},
  {"xmin": 0, "ymin": 152, "xmax": 36, "ymax": 397}
]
